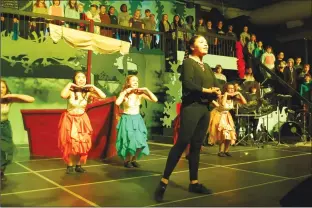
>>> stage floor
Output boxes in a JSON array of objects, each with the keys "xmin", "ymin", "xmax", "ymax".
[{"xmin": 1, "ymin": 142, "xmax": 311, "ymax": 207}]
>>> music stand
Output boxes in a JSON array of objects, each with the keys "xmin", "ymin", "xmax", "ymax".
[{"xmin": 274, "ymin": 94, "xmax": 292, "ymax": 147}]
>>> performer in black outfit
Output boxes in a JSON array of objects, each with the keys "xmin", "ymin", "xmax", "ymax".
[{"xmin": 154, "ymin": 35, "xmax": 221, "ymax": 202}]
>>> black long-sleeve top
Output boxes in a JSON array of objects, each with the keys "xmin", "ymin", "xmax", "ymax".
[{"xmin": 180, "ymin": 58, "xmax": 220, "ymax": 106}]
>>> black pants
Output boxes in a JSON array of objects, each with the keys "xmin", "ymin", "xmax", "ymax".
[{"xmin": 163, "ymin": 103, "xmax": 210, "ymax": 181}]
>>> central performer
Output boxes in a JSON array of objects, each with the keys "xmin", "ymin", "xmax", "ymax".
[{"xmin": 154, "ymin": 35, "xmax": 221, "ymax": 202}]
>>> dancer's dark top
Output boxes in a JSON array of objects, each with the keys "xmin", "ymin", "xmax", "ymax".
[{"xmin": 180, "ymin": 58, "xmax": 220, "ymax": 106}]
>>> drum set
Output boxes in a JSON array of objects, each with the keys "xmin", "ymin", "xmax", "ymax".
[{"xmin": 234, "ymin": 81, "xmax": 311, "ymax": 147}]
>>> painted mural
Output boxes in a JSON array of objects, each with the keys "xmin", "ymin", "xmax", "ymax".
[{"xmin": 1, "ymin": 0, "xmax": 195, "ymax": 144}]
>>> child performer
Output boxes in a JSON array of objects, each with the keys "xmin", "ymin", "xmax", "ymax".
[
  {"xmin": 1, "ymin": 79, "xmax": 35, "ymax": 181},
  {"xmin": 115, "ymin": 75, "xmax": 158, "ymax": 168},
  {"xmin": 58, "ymin": 71, "xmax": 106, "ymax": 174},
  {"xmin": 208, "ymin": 83, "xmax": 247, "ymax": 157}
]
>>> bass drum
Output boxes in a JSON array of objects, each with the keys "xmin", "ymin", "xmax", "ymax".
[{"xmin": 273, "ymin": 122, "xmax": 302, "ymax": 144}]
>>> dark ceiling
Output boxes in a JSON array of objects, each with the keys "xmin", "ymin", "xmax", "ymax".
[{"xmin": 196, "ymin": 0, "xmax": 285, "ymax": 10}]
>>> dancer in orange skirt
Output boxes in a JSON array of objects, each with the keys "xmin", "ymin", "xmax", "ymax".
[
  {"xmin": 58, "ymin": 71, "xmax": 106, "ymax": 174},
  {"xmin": 208, "ymin": 83, "xmax": 247, "ymax": 157}
]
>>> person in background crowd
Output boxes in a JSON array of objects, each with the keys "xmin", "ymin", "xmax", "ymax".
[
  {"xmin": 32, "ymin": 0, "xmax": 48, "ymax": 39},
  {"xmin": 85, "ymin": 4, "xmax": 101, "ymax": 34},
  {"xmin": 195, "ymin": 17, "xmax": 206, "ymax": 33},
  {"xmin": 226, "ymin": 25, "xmax": 237, "ymax": 56},
  {"xmin": 240, "ymin": 26, "xmax": 250, "ymax": 47},
  {"xmin": 143, "ymin": 9, "xmax": 156, "ymax": 49},
  {"xmin": 99, "ymin": 5, "xmax": 111, "ymax": 37},
  {"xmin": 284, "ymin": 58, "xmax": 297, "ymax": 91},
  {"xmin": 253, "ymin": 41, "xmax": 264, "ymax": 59},
  {"xmin": 118, "ymin": 4, "xmax": 131, "ymax": 42},
  {"xmin": 129, "ymin": 9, "xmax": 144, "ymax": 51},
  {"xmin": 77, "ymin": 2, "xmax": 87, "ymax": 31},
  {"xmin": 159, "ymin": 14, "xmax": 172, "ymax": 57},
  {"xmin": 48, "ymin": 0, "xmax": 63, "ymax": 17},
  {"xmin": 275, "ymin": 51, "xmax": 284, "ymax": 68},
  {"xmin": 261, "ymin": 46, "xmax": 275, "ymax": 71},
  {"xmin": 294, "ymin": 57, "xmax": 303, "ymax": 74},
  {"xmin": 108, "ymin": 6, "xmax": 117, "ymax": 38},
  {"xmin": 64, "ymin": 0, "xmax": 80, "ymax": 29},
  {"xmin": 171, "ymin": 15, "xmax": 184, "ymax": 51}
]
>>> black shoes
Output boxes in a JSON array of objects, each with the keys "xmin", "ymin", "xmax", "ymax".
[
  {"xmin": 1, "ymin": 171, "xmax": 7, "ymax": 182},
  {"xmin": 66, "ymin": 165, "xmax": 86, "ymax": 174},
  {"xmin": 154, "ymin": 181, "xmax": 167, "ymax": 202},
  {"xmin": 131, "ymin": 161, "xmax": 140, "ymax": 168},
  {"xmin": 66, "ymin": 166, "xmax": 74, "ymax": 174},
  {"xmin": 218, "ymin": 152, "xmax": 232, "ymax": 157},
  {"xmin": 124, "ymin": 161, "xmax": 134, "ymax": 168},
  {"xmin": 124, "ymin": 161, "xmax": 140, "ymax": 168},
  {"xmin": 224, "ymin": 152, "xmax": 232, "ymax": 157},
  {"xmin": 75, "ymin": 165, "xmax": 86, "ymax": 173},
  {"xmin": 218, "ymin": 152, "xmax": 226, "ymax": 157},
  {"xmin": 154, "ymin": 182, "xmax": 212, "ymax": 202},
  {"xmin": 189, "ymin": 183, "xmax": 213, "ymax": 194}
]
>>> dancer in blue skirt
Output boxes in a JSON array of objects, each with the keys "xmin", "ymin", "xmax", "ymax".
[{"xmin": 115, "ymin": 75, "xmax": 158, "ymax": 168}]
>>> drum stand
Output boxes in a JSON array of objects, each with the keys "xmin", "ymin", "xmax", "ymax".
[
  {"xmin": 235, "ymin": 105, "xmax": 254, "ymax": 146},
  {"xmin": 254, "ymin": 114, "xmax": 275, "ymax": 148},
  {"xmin": 300, "ymin": 110, "xmax": 311, "ymax": 145}
]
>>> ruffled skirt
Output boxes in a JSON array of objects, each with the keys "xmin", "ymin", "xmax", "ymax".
[
  {"xmin": 208, "ymin": 109, "xmax": 236, "ymax": 145},
  {"xmin": 116, "ymin": 114, "xmax": 149, "ymax": 160},
  {"xmin": 58, "ymin": 112, "xmax": 93, "ymax": 164}
]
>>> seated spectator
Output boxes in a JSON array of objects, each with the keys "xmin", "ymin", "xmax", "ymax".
[
  {"xmin": 244, "ymin": 67, "xmax": 256, "ymax": 82},
  {"xmin": 214, "ymin": 64, "xmax": 227, "ymax": 84}
]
